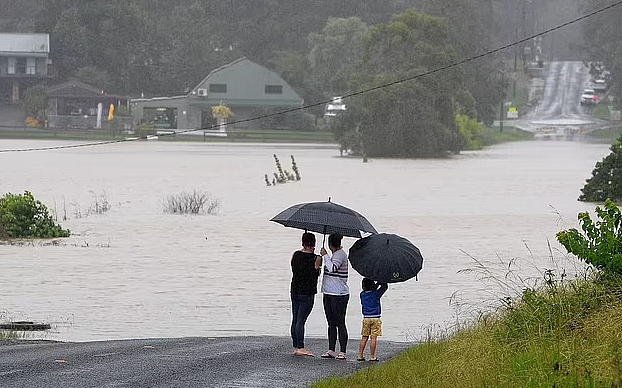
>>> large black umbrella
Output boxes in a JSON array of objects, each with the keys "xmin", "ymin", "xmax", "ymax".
[
  {"xmin": 270, "ymin": 199, "xmax": 378, "ymax": 239},
  {"xmin": 349, "ymin": 233, "xmax": 423, "ymax": 283}
]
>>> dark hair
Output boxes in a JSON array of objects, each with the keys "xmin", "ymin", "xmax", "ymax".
[
  {"xmin": 328, "ymin": 233, "xmax": 343, "ymax": 249},
  {"xmin": 362, "ymin": 278, "xmax": 375, "ymax": 291},
  {"xmin": 302, "ymin": 232, "xmax": 316, "ymax": 248}
]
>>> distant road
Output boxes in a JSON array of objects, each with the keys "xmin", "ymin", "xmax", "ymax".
[
  {"xmin": 515, "ymin": 61, "xmax": 608, "ymax": 134},
  {"xmin": 0, "ymin": 337, "xmax": 412, "ymax": 388}
]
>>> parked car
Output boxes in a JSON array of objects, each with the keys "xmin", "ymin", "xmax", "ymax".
[{"xmin": 580, "ymin": 89, "xmax": 598, "ymax": 106}]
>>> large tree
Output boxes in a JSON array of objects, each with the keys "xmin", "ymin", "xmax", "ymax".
[
  {"xmin": 334, "ymin": 9, "xmax": 464, "ymax": 158},
  {"xmin": 308, "ymin": 17, "xmax": 369, "ymax": 96}
]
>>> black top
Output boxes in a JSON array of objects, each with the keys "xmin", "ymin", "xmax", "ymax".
[{"xmin": 291, "ymin": 251, "xmax": 320, "ymax": 295}]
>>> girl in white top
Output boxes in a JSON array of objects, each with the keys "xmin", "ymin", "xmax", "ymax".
[{"xmin": 320, "ymin": 233, "xmax": 350, "ymax": 359}]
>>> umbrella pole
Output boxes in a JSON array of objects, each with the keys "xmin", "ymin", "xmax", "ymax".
[{"xmin": 322, "ymin": 225, "xmax": 327, "ymax": 250}]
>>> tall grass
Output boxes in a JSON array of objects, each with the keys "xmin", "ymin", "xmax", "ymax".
[{"xmin": 312, "ymin": 258, "xmax": 622, "ymax": 387}]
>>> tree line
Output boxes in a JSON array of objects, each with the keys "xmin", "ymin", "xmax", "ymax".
[{"xmin": 0, "ymin": 0, "xmax": 595, "ymax": 157}]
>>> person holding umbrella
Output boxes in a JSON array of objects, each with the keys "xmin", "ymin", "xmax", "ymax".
[
  {"xmin": 356, "ymin": 278, "xmax": 388, "ymax": 362},
  {"xmin": 320, "ymin": 233, "xmax": 350, "ymax": 360},
  {"xmin": 290, "ymin": 232, "xmax": 322, "ymax": 357}
]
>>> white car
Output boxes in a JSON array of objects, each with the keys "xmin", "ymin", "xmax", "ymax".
[{"xmin": 580, "ymin": 89, "xmax": 598, "ymax": 106}]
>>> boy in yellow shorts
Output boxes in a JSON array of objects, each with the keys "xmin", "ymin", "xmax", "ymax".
[{"xmin": 357, "ymin": 278, "xmax": 388, "ymax": 361}]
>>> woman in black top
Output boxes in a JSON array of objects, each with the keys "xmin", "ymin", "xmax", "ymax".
[{"xmin": 291, "ymin": 232, "xmax": 322, "ymax": 356}]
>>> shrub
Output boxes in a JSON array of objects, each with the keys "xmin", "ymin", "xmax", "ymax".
[
  {"xmin": 26, "ymin": 117, "xmax": 41, "ymax": 128},
  {"xmin": 579, "ymin": 134, "xmax": 622, "ymax": 202},
  {"xmin": 0, "ymin": 191, "xmax": 71, "ymax": 239},
  {"xmin": 557, "ymin": 199, "xmax": 622, "ymax": 275},
  {"xmin": 163, "ymin": 191, "xmax": 219, "ymax": 215}
]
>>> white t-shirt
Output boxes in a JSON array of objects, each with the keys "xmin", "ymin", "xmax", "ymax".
[{"xmin": 321, "ymin": 249, "xmax": 349, "ymax": 296}]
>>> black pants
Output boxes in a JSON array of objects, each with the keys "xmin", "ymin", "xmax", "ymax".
[
  {"xmin": 323, "ymin": 294, "xmax": 349, "ymax": 353},
  {"xmin": 291, "ymin": 293, "xmax": 315, "ymax": 349}
]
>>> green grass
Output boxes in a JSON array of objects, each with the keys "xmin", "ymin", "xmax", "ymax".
[
  {"xmin": 312, "ymin": 276, "xmax": 622, "ymax": 388},
  {"xmin": 478, "ymin": 126, "xmax": 534, "ymax": 147},
  {"xmin": 0, "ymin": 128, "xmax": 337, "ymax": 144},
  {"xmin": 589, "ymin": 127, "xmax": 622, "ymax": 141},
  {"xmin": 592, "ymin": 103, "xmax": 611, "ymax": 121},
  {"xmin": 0, "ymin": 330, "xmax": 25, "ymax": 339}
]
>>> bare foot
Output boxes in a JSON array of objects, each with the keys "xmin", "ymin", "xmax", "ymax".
[{"xmin": 294, "ymin": 348, "xmax": 315, "ymax": 357}]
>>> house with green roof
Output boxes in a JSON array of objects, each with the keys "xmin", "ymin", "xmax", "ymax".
[{"xmin": 131, "ymin": 57, "xmax": 304, "ymax": 132}]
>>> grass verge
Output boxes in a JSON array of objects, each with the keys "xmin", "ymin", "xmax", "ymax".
[
  {"xmin": 480, "ymin": 126, "xmax": 534, "ymax": 146},
  {"xmin": 589, "ymin": 127, "xmax": 622, "ymax": 141},
  {"xmin": 312, "ymin": 275, "xmax": 622, "ymax": 388},
  {"xmin": 592, "ymin": 103, "xmax": 611, "ymax": 121},
  {"xmin": 0, "ymin": 128, "xmax": 337, "ymax": 144}
]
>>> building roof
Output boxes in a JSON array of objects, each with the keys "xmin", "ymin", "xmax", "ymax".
[
  {"xmin": 48, "ymin": 80, "xmax": 125, "ymax": 99},
  {"xmin": 0, "ymin": 33, "xmax": 49, "ymax": 56},
  {"xmin": 187, "ymin": 57, "xmax": 303, "ymax": 106},
  {"xmin": 189, "ymin": 57, "xmax": 248, "ymax": 96}
]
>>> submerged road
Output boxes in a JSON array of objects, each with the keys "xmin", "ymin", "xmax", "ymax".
[{"xmin": 0, "ymin": 337, "xmax": 413, "ymax": 388}]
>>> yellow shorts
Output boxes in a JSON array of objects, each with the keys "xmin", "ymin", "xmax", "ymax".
[{"xmin": 361, "ymin": 318, "xmax": 382, "ymax": 337}]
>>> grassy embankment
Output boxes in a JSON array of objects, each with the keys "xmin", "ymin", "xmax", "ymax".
[
  {"xmin": 313, "ymin": 274, "xmax": 622, "ymax": 388},
  {"xmin": 0, "ymin": 128, "xmax": 336, "ymax": 144},
  {"xmin": 587, "ymin": 103, "xmax": 622, "ymax": 141},
  {"xmin": 481, "ymin": 126, "xmax": 534, "ymax": 145}
]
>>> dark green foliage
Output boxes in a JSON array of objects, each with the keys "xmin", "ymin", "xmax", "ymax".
[
  {"xmin": 580, "ymin": 0, "xmax": 622, "ymax": 110},
  {"xmin": 0, "ymin": 191, "xmax": 71, "ymax": 239},
  {"xmin": 24, "ymin": 85, "xmax": 49, "ymax": 121},
  {"xmin": 557, "ymin": 199, "xmax": 622, "ymax": 275},
  {"xmin": 579, "ymin": 135, "xmax": 622, "ymax": 202}
]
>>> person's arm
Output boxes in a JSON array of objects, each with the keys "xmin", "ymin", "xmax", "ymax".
[
  {"xmin": 314, "ymin": 254, "xmax": 322, "ymax": 271},
  {"xmin": 320, "ymin": 247, "xmax": 332, "ymax": 272},
  {"xmin": 377, "ymin": 283, "xmax": 388, "ymax": 296},
  {"xmin": 323, "ymin": 250, "xmax": 346, "ymax": 273}
]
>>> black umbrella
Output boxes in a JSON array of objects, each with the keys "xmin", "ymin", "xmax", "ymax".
[
  {"xmin": 270, "ymin": 199, "xmax": 378, "ymax": 240},
  {"xmin": 349, "ymin": 233, "xmax": 423, "ymax": 283}
]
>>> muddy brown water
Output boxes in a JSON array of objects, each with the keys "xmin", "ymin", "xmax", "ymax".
[{"xmin": 0, "ymin": 139, "xmax": 610, "ymax": 342}]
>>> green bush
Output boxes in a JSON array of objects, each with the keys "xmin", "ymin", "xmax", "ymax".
[
  {"xmin": 557, "ymin": 199, "xmax": 622, "ymax": 274},
  {"xmin": 580, "ymin": 135, "xmax": 622, "ymax": 202},
  {"xmin": 0, "ymin": 191, "xmax": 70, "ymax": 239}
]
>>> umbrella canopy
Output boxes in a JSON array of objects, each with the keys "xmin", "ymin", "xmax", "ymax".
[
  {"xmin": 349, "ymin": 233, "xmax": 423, "ymax": 283},
  {"xmin": 270, "ymin": 200, "xmax": 378, "ymax": 238}
]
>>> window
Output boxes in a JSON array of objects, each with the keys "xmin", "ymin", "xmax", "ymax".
[
  {"xmin": 209, "ymin": 83, "xmax": 227, "ymax": 93},
  {"xmin": 7, "ymin": 57, "xmax": 15, "ymax": 74},
  {"xmin": 265, "ymin": 85, "xmax": 283, "ymax": 94}
]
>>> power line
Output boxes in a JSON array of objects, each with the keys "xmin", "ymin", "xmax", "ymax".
[{"xmin": 1, "ymin": 0, "xmax": 620, "ymax": 154}]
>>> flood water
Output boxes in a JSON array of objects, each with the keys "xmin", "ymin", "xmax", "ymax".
[{"xmin": 0, "ymin": 139, "xmax": 611, "ymax": 342}]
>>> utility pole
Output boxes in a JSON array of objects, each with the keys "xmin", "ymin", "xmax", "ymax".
[
  {"xmin": 499, "ymin": 69, "xmax": 506, "ymax": 133},
  {"xmin": 500, "ymin": 98, "xmax": 504, "ymax": 133}
]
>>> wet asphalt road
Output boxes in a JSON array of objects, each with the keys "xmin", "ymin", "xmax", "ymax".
[{"xmin": 0, "ymin": 337, "xmax": 413, "ymax": 388}]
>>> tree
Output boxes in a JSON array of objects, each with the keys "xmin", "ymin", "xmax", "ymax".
[
  {"xmin": 24, "ymin": 85, "xmax": 49, "ymax": 121},
  {"xmin": 211, "ymin": 103, "xmax": 234, "ymax": 132},
  {"xmin": 50, "ymin": 7, "xmax": 89, "ymax": 80},
  {"xmin": 333, "ymin": 9, "xmax": 465, "ymax": 158},
  {"xmin": 0, "ymin": 191, "xmax": 70, "ymax": 239},
  {"xmin": 308, "ymin": 17, "xmax": 369, "ymax": 95},
  {"xmin": 579, "ymin": 135, "xmax": 622, "ymax": 202},
  {"xmin": 74, "ymin": 66, "xmax": 110, "ymax": 91},
  {"xmin": 579, "ymin": 0, "xmax": 622, "ymax": 109}
]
